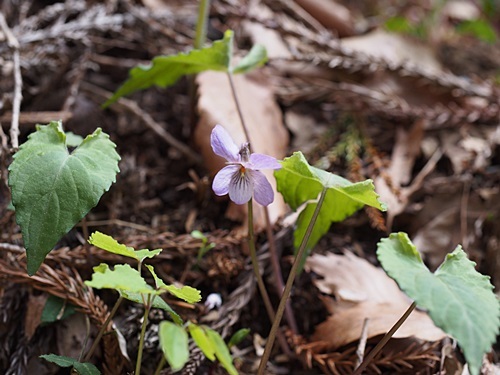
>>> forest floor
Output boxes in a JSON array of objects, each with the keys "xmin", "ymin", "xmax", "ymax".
[{"xmin": 0, "ymin": 0, "xmax": 500, "ymax": 374}]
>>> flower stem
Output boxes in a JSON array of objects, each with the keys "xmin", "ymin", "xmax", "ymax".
[
  {"xmin": 352, "ymin": 301, "xmax": 417, "ymax": 375},
  {"xmin": 257, "ymin": 187, "xmax": 328, "ymax": 375},
  {"xmin": 248, "ymin": 200, "xmax": 291, "ymax": 356},
  {"xmin": 194, "ymin": 0, "xmax": 210, "ymax": 49},
  {"xmin": 83, "ymin": 295, "xmax": 124, "ymax": 362},
  {"xmin": 135, "ymin": 295, "xmax": 153, "ymax": 375},
  {"xmin": 227, "ymin": 73, "xmax": 252, "ymax": 148}
]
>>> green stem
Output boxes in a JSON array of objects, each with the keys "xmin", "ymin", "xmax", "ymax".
[
  {"xmin": 194, "ymin": 0, "xmax": 210, "ymax": 49},
  {"xmin": 257, "ymin": 187, "xmax": 328, "ymax": 375},
  {"xmin": 352, "ymin": 301, "xmax": 417, "ymax": 375},
  {"xmin": 83, "ymin": 295, "xmax": 124, "ymax": 362},
  {"xmin": 248, "ymin": 200, "xmax": 276, "ymax": 322},
  {"xmin": 227, "ymin": 73, "xmax": 252, "ymax": 147},
  {"xmin": 248, "ymin": 201, "xmax": 291, "ymax": 356},
  {"xmin": 135, "ymin": 295, "xmax": 153, "ymax": 375},
  {"xmin": 153, "ymin": 355, "xmax": 167, "ymax": 375}
]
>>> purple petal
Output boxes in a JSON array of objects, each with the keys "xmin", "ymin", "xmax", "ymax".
[
  {"xmin": 213, "ymin": 165, "xmax": 239, "ymax": 196},
  {"xmin": 250, "ymin": 170, "xmax": 274, "ymax": 206},
  {"xmin": 229, "ymin": 169, "xmax": 253, "ymax": 205},
  {"xmin": 249, "ymin": 153, "xmax": 281, "ymax": 170},
  {"xmin": 211, "ymin": 125, "xmax": 240, "ymax": 162}
]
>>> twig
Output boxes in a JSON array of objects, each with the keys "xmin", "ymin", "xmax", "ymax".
[
  {"xmin": 355, "ymin": 318, "xmax": 370, "ymax": 369},
  {"xmin": 0, "ymin": 12, "xmax": 22, "ymax": 149},
  {"xmin": 80, "ymin": 81, "xmax": 202, "ymax": 165}
]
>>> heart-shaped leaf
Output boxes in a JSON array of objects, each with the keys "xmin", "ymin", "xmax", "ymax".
[
  {"xmin": 377, "ymin": 232, "xmax": 500, "ymax": 375},
  {"xmin": 274, "ymin": 152, "xmax": 386, "ymax": 265},
  {"xmin": 8, "ymin": 121, "xmax": 120, "ymax": 275},
  {"xmin": 88, "ymin": 231, "xmax": 161, "ymax": 262},
  {"xmin": 159, "ymin": 321, "xmax": 189, "ymax": 371}
]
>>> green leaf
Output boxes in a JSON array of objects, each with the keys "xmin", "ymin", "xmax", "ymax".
[
  {"xmin": 104, "ymin": 30, "xmax": 234, "ymax": 106},
  {"xmin": 188, "ymin": 323, "xmax": 216, "ymax": 361},
  {"xmin": 385, "ymin": 16, "xmax": 414, "ymax": 34},
  {"xmin": 205, "ymin": 328, "xmax": 238, "ymax": 375},
  {"xmin": 377, "ymin": 232, "xmax": 500, "ymax": 375},
  {"xmin": 121, "ymin": 290, "xmax": 182, "ymax": 325},
  {"xmin": 65, "ymin": 131, "xmax": 84, "ymax": 147},
  {"xmin": 85, "ymin": 264, "xmax": 155, "ymax": 294},
  {"xmin": 145, "ymin": 265, "xmax": 201, "ymax": 303},
  {"xmin": 41, "ymin": 295, "xmax": 76, "ymax": 324},
  {"xmin": 73, "ymin": 362, "xmax": 101, "ymax": 375},
  {"xmin": 8, "ymin": 121, "xmax": 120, "ymax": 275},
  {"xmin": 88, "ymin": 231, "xmax": 161, "ymax": 262},
  {"xmin": 231, "ymin": 44, "xmax": 267, "ymax": 74},
  {"xmin": 159, "ymin": 321, "xmax": 189, "ymax": 371},
  {"xmin": 275, "ymin": 152, "xmax": 386, "ymax": 264},
  {"xmin": 163, "ymin": 284, "xmax": 201, "ymax": 304},
  {"xmin": 227, "ymin": 328, "xmax": 250, "ymax": 348},
  {"xmin": 145, "ymin": 264, "xmax": 168, "ymax": 289},
  {"xmin": 456, "ymin": 19, "xmax": 497, "ymax": 43},
  {"xmin": 40, "ymin": 354, "xmax": 100, "ymax": 375}
]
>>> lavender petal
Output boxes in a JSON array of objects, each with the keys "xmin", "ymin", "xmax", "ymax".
[
  {"xmin": 229, "ymin": 169, "xmax": 253, "ymax": 204},
  {"xmin": 213, "ymin": 165, "xmax": 239, "ymax": 196},
  {"xmin": 211, "ymin": 125, "xmax": 240, "ymax": 162},
  {"xmin": 251, "ymin": 170, "xmax": 274, "ymax": 206},
  {"xmin": 249, "ymin": 153, "xmax": 282, "ymax": 170}
]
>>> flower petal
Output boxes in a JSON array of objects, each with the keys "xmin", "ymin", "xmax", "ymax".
[
  {"xmin": 249, "ymin": 153, "xmax": 281, "ymax": 170},
  {"xmin": 213, "ymin": 165, "xmax": 239, "ymax": 196},
  {"xmin": 250, "ymin": 170, "xmax": 274, "ymax": 206},
  {"xmin": 211, "ymin": 125, "xmax": 240, "ymax": 162},
  {"xmin": 229, "ymin": 170, "xmax": 253, "ymax": 205}
]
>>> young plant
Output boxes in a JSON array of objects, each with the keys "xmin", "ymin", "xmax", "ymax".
[
  {"xmin": 104, "ymin": 30, "xmax": 267, "ymax": 107},
  {"xmin": 8, "ymin": 121, "xmax": 120, "ymax": 275},
  {"xmin": 191, "ymin": 230, "xmax": 216, "ymax": 262},
  {"xmin": 371, "ymin": 233, "xmax": 500, "ymax": 375}
]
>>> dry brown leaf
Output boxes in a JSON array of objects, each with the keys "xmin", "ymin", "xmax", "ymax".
[
  {"xmin": 341, "ymin": 29, "xmax": 443, "ymax": 75},
  {"xmin": 296, "ymin": 0, "xmax": 355, "ymax": 37},
  {"xmin": 306, "ymin": 252, "xmax": 446, "ymax": 349},
  {"xmin": 24, "ymin": 293, "xmax": 48, "ymax": 340},
  {"xmin": 242, "ymin": 2, "xmax": 292, "ymax": 60},
  {"xmin": 194, "ymin": 70, "xmax": 289, "ymax": 229}
]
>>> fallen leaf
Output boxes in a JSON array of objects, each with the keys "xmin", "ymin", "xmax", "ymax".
[
  {"xmin": 194, "ymin": 70, "xmax": 289, "ymax": 229},
  {"xmin": 296, "ymin": 0, "xmax": 356, "ymax": 37},
  {"xmin": 306, "ymin": 252, "xmax": 446, "ymax": 349}
]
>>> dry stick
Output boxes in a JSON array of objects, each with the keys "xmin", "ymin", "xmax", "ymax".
[
  {"xmin": 81, "ymin": 82, "xmax": 202, "ymax": 165},
  {"xmin": 0, "ymin": 13, "xmax": 22, "ymax": 149},
  {"xmin": 352, "ymin": 301, "xmax": 417, "ymax": 375},
  {"xmin": 257, "ymin": 187, "xmax": 328, "ymax": 375},
  {"xmin": 355, "ymin": 318, "xmax": 370, "ymax": 369}
]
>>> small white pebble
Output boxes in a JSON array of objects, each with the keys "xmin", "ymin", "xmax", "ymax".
[{"xmin": 205, "ymin": 293, "xmax": 222, "ymax": 310}]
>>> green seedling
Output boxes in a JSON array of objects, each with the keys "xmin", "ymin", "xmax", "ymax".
[{"xmin": 191, "ymin": 230, "xmax": 216, "ymax": 262}]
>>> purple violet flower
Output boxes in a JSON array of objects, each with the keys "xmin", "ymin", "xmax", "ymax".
[{"xmin": 211, "ymin": 125, "xmax": 281, "ymax": 206}]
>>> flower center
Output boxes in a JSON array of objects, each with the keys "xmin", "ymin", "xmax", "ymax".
[
  {"xmin": 239, "ymin": 143, "xmax": 250, "ymax": 162},
  {"xmin": 239, "ymin": 165, "xmax": 246, "ymax": 176}
]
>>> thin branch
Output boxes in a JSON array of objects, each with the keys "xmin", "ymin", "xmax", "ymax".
[
  {"xmin": 0, "ymin": 12, "xmax": 22, "ymax": 149},
  {"xmin": 81, "ymin": 81, "xmax": 202, "ymax": 165}
]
